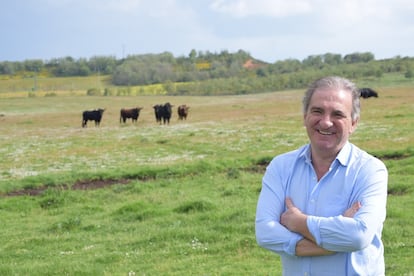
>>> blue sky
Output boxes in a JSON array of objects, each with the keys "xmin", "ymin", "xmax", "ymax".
[{"xmin": 2, "ymin": 0, "xmax": 414, "ymax": 62}]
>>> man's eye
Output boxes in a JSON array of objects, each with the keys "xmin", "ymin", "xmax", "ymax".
[{"xmin": 334, "ymin": 112, "xmax": 346, "ymax": 118}]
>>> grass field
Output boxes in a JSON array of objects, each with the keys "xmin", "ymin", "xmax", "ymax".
[
  {"xmin": 0, "ymin": 85, "xmax": 413, "ymax": 275},
  {"xmin": 0, "ymin": 74, "xmax": 167, "ymax": 97}
]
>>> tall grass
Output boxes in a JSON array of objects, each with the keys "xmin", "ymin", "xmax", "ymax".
[
  {"xmin": 0, "ymin": 87, "xmax": 413, "ymax": 274},
  {"xmin": 0, "ymin": 75, "xmax": 167, "ymax": 97}
]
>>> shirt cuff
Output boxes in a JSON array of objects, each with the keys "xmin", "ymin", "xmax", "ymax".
[
  {"xmin": 284, "ymin": 233, "xmax": 303, "ymax": 256},
  {"xmin": 307, "ymin": 215, "xmax": 322, "ymax": 245}
]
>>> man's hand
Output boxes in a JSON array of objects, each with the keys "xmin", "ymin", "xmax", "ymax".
[
  {"xmin": 296, "ymin": 238, "xmax": 334, "ymax": 256},
  {"xmin": 280, "ymin": 197, "xmax": 306, "ymax": 232},
  {"xmin": 280, "ymin": 198, "xmax": 314, "ymax": 241},
  {"xmin": 343, "ymin": 201, "xmax": 362, "ymax": 218}
]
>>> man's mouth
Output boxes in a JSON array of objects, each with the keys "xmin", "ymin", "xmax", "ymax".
[{"xmin": 318, "ymin": 129, "xmax": 334, "ymax": 135}]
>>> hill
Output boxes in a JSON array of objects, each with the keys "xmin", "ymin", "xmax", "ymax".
[{"xmin": 1, "ymin": 50, "xmax": 414, "ymax": 96}]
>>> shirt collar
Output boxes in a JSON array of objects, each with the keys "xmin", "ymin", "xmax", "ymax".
[
  {"xmin": 301, "ymin": 142, "xmax": 352, "ymax": 166},
  {"xmin": 336, "ymin": 142, "xmax": 352, "ymax": 166},
  {"xmin": 300, "ymin": 144, "xmax": 312, "ymax": 164}
]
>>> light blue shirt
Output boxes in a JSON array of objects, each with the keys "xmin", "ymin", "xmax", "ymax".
[{"xmin": 255, "ymin": 142, "xmax": 388, "ymax": 276}]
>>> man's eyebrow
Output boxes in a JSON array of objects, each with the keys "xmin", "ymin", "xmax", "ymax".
[
  {"xmin": 310, "ymin": 106, "xmax": 323, "ymax": 111},
  {"xmin": 331, "ymin": 109, "xmax": 348, "ymax": 116}
]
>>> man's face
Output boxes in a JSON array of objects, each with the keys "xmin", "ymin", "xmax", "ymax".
[{"xmin": 304, "ymin": 88, "xmax": 358, "ymax": 156}]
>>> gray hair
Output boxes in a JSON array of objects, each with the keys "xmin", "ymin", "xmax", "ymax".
[{"xmin": 302, "ymin": 76, "xmax": 361, "ymax": 121}]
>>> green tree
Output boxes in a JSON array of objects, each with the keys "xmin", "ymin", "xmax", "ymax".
[
  {"xmin": 302, "ymin": 55, "xmax": 324, "ymax": 68},
  {"xmin": 23, "ymin": 59, "xmax": 44, "ymax": 72},
  {"xmin": 0, "ymin": 61, "xmax": 17, "ymax": 74},
  {"xmin": 344, "ymin": 52, "xmax": 374, "ymax": 63},
  {"xmin": 189, "ymin": 49, "xmax": 197, "ymax": 61},
  {"xmin": 323, "ymin": 53, "xmax": 342, "ymax": 65}
]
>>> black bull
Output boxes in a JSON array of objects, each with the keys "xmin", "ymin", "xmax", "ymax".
[
  {"xmin": 82, "ymin": 108, "xmax": 105, "ymax": 127},
  {"xmin": 120, "ymin": 107, "xmax": 143, "ymax": 123},
  {"xmin": 153, "ymin": 103, "xmax": 173, "ymax": 124},
  {"xmin": 359, "ymin": 88, "xmax": 378, "ymax": 98}
]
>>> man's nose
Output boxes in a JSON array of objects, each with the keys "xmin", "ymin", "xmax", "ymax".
[{"xmin": 319, "ymin": 115, "xmax": 333, "ymax": 128}]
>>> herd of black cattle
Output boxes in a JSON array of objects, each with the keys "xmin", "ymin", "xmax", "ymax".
[
  {"xmin": 81, "ymin": 88, "xmax": 378, "ymax": 127},
  {"xmin": 82, "ymin": 102, "xmax": 190, "ymax": 128}
]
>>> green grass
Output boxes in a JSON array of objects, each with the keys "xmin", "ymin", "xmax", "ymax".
[
  {"xmin": 0, "ymin": 171, "xmax": 280, "ymax": 275},
  {"xmin": 0, "ymin": 74, "xmax": 167, "ymax": 97},
  {"xmin": 0, "ymin": 86, "xmax": 413, "ymax": 275}
]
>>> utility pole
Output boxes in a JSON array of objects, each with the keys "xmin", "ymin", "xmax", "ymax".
[{"xmin": 33, "ymin": 71, "xmax": 37, "ymax": 92}]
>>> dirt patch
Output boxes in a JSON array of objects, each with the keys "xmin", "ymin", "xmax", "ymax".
[
  {"xmin": 242, "ymin": 59, "xmax": 266, "ymax": 70},
  {"xmin": 2, "ymin": 178, "xmax": 131, "ymax": 197},
  {"xmin": 243, "ymin": 158, "xmax": 271, "ymax": 174},
  {"xmin": 72, "ymin": 178, "xmax": 130, "ymax": 190},
  {"xmin": 243, "ymin": 163, "xmax": 267, "ymax": 174}
]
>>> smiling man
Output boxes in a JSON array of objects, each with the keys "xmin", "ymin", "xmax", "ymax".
[{"xmin": 255, "ymin": 76, "xmax": 388, "ymax": 275}]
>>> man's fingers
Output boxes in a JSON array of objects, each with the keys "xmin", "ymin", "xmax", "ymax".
[
  {"xmin": 351, "ymin": 201, "xmax": 362, "ymax": 213},
  {"xmin": 343, "ymin": 201, "xmax": 362, "ymax": 218},
  {"xmin": 353, "ymin": 201, "xmax": 362, "ymax": 209},
  {"xmin": 285, "ymin": 197, "xmax": 293, "ymax": 209}
]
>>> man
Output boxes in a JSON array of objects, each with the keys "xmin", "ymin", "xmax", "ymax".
[{"xmin": 255, "ymin": 76, "xmax": 388, "ymax": 275}]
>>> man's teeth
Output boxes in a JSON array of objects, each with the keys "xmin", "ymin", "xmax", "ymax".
[{"xmin": 318, "ymin": 130, "xmax": 332, "ymax": 135}]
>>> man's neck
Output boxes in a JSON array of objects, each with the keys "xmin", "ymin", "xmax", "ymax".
[{"xmin": 310, "ymin": 149, "xmax": 337, "ymax": 180}]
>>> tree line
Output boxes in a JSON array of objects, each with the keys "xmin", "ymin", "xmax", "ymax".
[{"xmin": 1, "ymin": 50, "xmax": 413, "ymax": 95}]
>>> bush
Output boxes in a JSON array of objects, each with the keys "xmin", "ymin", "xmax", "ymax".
[
  {"xmin": 86, "ymin": 88, "xmax": 101, "ymax": 96},
  {"xmin": 44, "ymin": 92, "xmax": 57, "ymax": 97},
  {"xmin": 103, "ymin": 88, "xmax": 114, "ymax": 96}
]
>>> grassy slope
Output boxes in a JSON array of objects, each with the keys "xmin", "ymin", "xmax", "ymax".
[
  {"xmin": 0, "ymin": 86, "xmax": 413, "ymax": 275},
  {"xmin": 1, "ymin": 71, "xmax": 414, "ymax": 97}
]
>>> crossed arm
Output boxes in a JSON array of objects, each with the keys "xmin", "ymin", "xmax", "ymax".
[{"xmin": 280, "ymin": 198, "xmax": 361, "ymax": 256}]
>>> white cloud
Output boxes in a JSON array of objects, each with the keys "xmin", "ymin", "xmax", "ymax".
[
  {"xmin": 40, "ymin": 0, "xmax": 143, "ymax": 13},
  {"xmin": 210, "ymin": 0, "xmax": 312, "ymax": 18},
  {"xmin": 98, "ymin": 0, "xmax": 143, "ymax": 13},
  {"xmin": 1, "ymin": 0, "xmax": 414, "ymax": 61}
]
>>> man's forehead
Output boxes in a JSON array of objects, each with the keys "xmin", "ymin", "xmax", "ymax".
[
  {"xmin": 312, "ymin": 88, "xmax": 351, "ymax": 101},
  {"xmin": 309, "ymin": 89, "xmax": 353, "ymax": 110}
]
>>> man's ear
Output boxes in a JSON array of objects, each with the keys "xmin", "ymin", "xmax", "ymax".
[{"xmin": 350, "ymin": 118, "xmax": 359, "ymax": 134}]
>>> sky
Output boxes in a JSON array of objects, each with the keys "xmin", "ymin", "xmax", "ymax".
[{"xmin": 2, "ymin": 0, "xmax": 414, "ymax": 63}]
